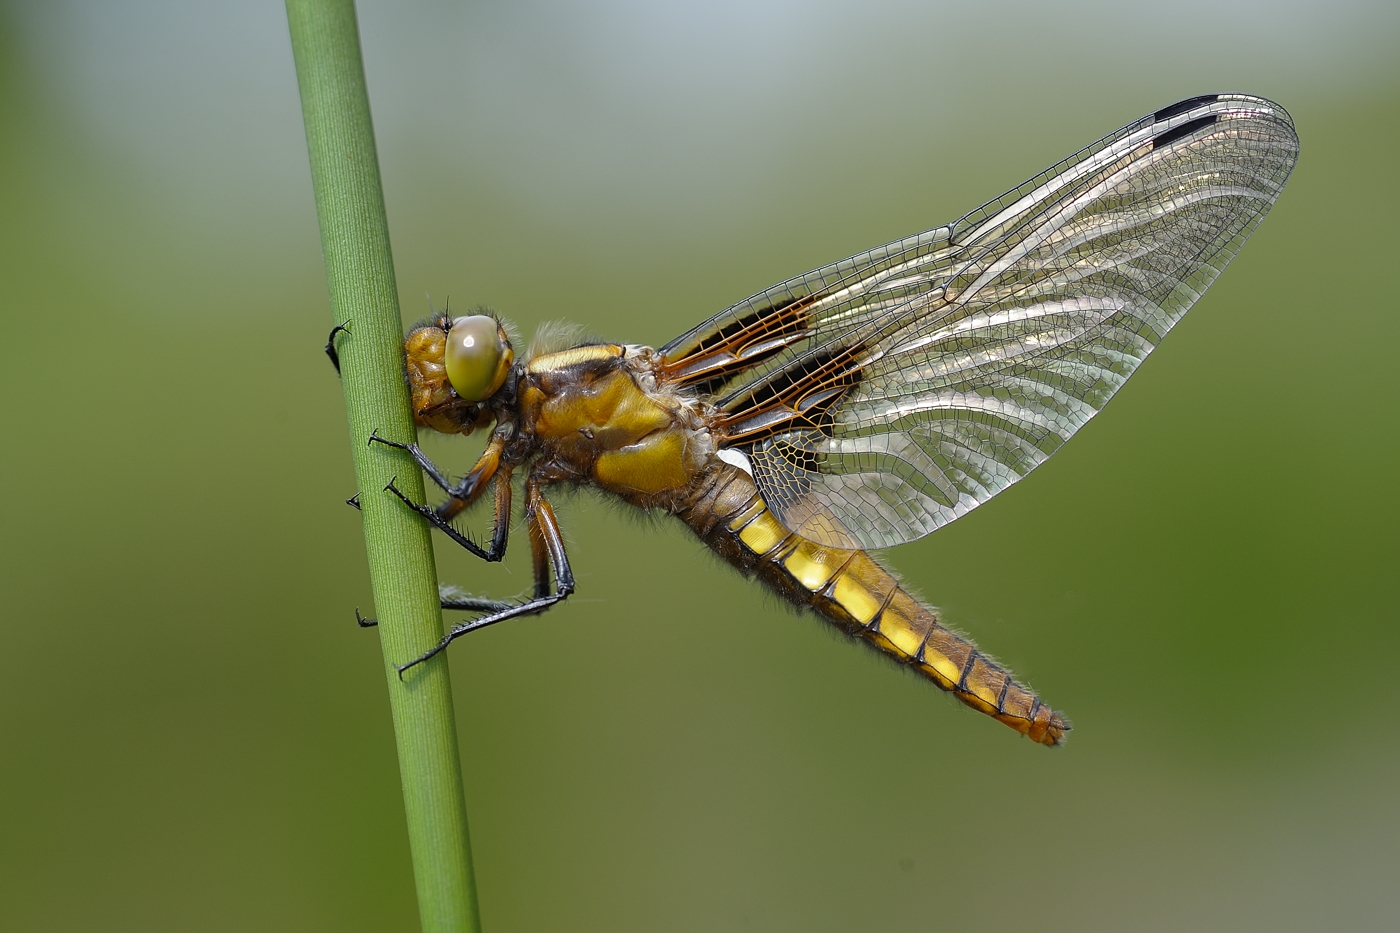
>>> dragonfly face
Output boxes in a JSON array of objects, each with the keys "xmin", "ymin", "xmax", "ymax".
[
  {"xmin": 354, "ymin": 94, "xmax": 1299, "ymax": 746},
  {"xmin": 404, "ymin": 314, "xmax": 513, "ymax": 436}
]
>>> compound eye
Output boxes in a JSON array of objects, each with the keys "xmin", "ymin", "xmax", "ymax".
[{"xmin": 444, "ymin": 315, "xmax": 513, "ymax": 402}]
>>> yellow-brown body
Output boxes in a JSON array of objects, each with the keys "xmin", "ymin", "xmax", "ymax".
[
  {"xmin": 372, "ymin": 95, "xmax": 1300, "ymax": 746},
  {"xmin": 503, "ymin": 343, "xmax": 1066, "ymax": 746},
  {"xmin": 516, "ymin": 344, "xmax": 714, "ymax": 505}
]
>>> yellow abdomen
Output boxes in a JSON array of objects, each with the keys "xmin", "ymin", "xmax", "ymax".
[{"xmin": 679, "ymin": 463, "xmax": 1068, "ymax": 746}]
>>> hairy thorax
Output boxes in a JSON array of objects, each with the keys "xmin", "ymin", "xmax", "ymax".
[{"xmin": 517, "ymin": 344, "xmax": 718, "ymax": 508}]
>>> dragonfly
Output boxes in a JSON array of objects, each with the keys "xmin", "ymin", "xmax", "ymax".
[{"xmin": 332, "ymin": 93, "xmax": 1298, "ymax": 746}]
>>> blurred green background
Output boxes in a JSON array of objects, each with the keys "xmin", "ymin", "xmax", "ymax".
[{"xmin": 2, "ymin": 1, "xmax": 1397, "ymax": 930}]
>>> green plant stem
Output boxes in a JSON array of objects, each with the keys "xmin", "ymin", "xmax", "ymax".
[{"xmin": 285, "ymin": 2, "xmax": 481, "ymax": 930}]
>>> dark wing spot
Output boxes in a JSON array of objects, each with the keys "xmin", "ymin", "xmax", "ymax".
[
  {"xmin": 1153, "ymin": 95, "xmax": 1218, "ymax": 122},
  {"xmin": 1153, "ymin": 114, "xmax": 1218, "ymax": 149}
]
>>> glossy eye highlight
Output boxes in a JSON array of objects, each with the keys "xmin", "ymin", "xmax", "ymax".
[{"xmin": 444, "ymin": 315, "xmax": 513, "ymax": 402}]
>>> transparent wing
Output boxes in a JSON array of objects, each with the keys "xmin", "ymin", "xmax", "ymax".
[{"xmin": 664, "ymin": 94, "xmax": 1299, "ymax": 549}]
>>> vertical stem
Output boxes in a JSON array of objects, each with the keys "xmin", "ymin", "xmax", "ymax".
[{"xmin": 285, "ymin": 2, "xmax": 481, "ymax": 931}]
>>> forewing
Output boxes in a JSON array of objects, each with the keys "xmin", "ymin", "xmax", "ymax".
[
  {"xmin": 672, "ymin": 94, "xmax": 1299, "ymax": 549},
  {"xmin": 658, "ymin": 227, "xmax": 962, "ymax": 397}
]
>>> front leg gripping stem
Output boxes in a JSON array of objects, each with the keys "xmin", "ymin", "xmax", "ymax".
[{"xmin": 383, "ymin": 476, "xmax": 501, "ymax": 563}]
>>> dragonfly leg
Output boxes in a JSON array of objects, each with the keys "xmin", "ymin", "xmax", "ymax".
[
  {"xmin": 350, "ymin": 586, "xmax": 514, "ymax": 631},
  {"xmin": 353, "ymin": 443, "xmax": 514, "ymax": 627},
  {"xmin": 396, "ymin": 475, "xmax": 574, "ymax": 676},
  {"xmin": 438, "ymin": 584, "xmax": 515, "ymax": 613},
  {"xmin": 368, "ymin": 430, "xmax": 457, "ymax": 495},
  {"xmin": 370, "ymin": 431, "xmax": 506, "ymax": 507},
  {"xmin": 375, "ymin": 431, "xmax": 512, "ymax": 561},
  {"xmin": 325, "ymin": 320, "xmax": 349, "ymax": 373},
  {"xmin": 384, "ymin": 475, "xmax": 504, "ymax": 562},
  {"xmin": 472, "ymin": 467, "xmax": 512, "ymax": 561}
]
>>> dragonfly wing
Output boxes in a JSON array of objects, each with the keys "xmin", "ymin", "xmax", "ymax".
[
  {"xmin": 682, "ymin": 94, "xmax": 1299, "ymax": 549},
  {"xmin": 658, "ymin": 227, "xmax": 963, "ymax": 397}
]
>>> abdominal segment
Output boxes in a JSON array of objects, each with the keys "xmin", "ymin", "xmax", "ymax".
[{"xmin": 679, "ymin": 463, "xmax": 1068, "ymax": 746}]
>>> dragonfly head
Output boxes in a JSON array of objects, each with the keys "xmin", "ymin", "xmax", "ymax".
[{"xmin": 405, "ymin": 314, "xmax": 515, "ymax": 435}]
